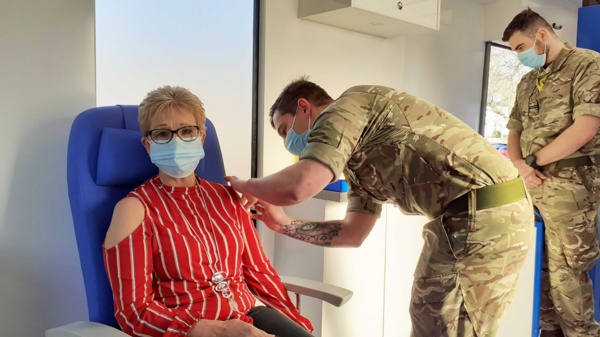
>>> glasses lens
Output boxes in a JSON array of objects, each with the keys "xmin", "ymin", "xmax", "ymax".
[
  {"xmin": 178, "ymin": 126, "xmax": 199, "ymax": 142},
  {"xmin": 150, "ymin": 129, "xmax": 173, "ymax": 144}
]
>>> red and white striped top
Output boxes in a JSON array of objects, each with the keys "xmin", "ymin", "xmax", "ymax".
[{"xmin": 103, "ymin": 176, "xmax": 313, "ymax": 337}]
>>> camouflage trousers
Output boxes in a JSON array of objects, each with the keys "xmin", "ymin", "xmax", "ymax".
[
  {"xmin": 530, "ymin": 165, "xmax": 600, "ymax": 337},
  {"xmin": 409, "ymin": 192, "xmax": 534, "ymax": 337}
]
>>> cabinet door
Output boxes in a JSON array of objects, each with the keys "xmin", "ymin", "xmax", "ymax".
[
  {"xmin": 352, "ymin": 0, "xmax": 440, "ymax": 29},
  {"xmin": 322, "ymin": 202, "xmax": 387, "ymax": 337}
]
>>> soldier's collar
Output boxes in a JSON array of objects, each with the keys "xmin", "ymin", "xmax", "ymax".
[{"xmin": 538, "ymin": 42, "xmax": 574, "ymax": 76}]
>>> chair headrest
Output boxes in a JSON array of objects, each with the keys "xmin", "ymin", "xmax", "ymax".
[{"xmin": 96, "ymin": 128, "xmax": 158, "ymax": 187}]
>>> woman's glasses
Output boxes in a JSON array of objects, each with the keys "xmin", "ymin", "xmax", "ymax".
[{"xmin": 147, "ymin": 125, "xmax": 201, "ymax": 144}]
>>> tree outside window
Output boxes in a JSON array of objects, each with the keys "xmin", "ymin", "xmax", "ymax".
[{"xmin": 481, "ymin": 43, "xmax": 531, "ymax": 145}]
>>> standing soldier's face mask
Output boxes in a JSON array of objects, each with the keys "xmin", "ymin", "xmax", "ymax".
[
  {"xmin": 518, "ymin": 35, "xmax": 546, "ymax": 68},
  {"xmin": 284, "ymin": 106, "xmax": 312, "ymax": 156}
]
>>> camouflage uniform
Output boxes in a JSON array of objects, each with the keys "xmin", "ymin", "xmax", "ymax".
[
  {"xmin": 507, "ymin": 44, "xmax": 600, "ymax": 336},
  {"xmin": 300, "ymin": 85, "xmax": 534, "ymax": 337}
]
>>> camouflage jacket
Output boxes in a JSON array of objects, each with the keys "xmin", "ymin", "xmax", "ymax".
[
  {"xmin": 507, "ymin": 43, "xmax": 600, "ymax": 157},
  {"xmin": 300, "ymin": 85, "xmax": 518, "ymax": 219}
]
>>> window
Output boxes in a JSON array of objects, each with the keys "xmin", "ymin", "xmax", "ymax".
[
  {"xmin": 95, "ymin": 0, "xmax": 258, "ymax": 178},
  {"xmin": 479, "ymin": 42, "xmax": 531, "ymax": 147}
]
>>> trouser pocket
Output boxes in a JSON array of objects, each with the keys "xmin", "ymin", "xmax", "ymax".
[
  {"xmin": 555, "ymin": 207, "xmax": 600, "ymax": 271},
  {"xmin": 411, "ymin": 273, "xmax": 458, "ymax": 304}
]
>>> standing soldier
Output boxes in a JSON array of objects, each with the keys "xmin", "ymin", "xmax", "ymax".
[
  {"xmin": 226, "ymin": 77, "xmax": 534, "ymax": 337},
  {"xmin": 503, "ymin": 8, "xmax": 600, "ymax": 337}
]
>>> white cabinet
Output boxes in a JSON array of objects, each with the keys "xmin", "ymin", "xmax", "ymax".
[{"xmin": 298, "ymin": 0, "xmax": 440, "ymax": 38}]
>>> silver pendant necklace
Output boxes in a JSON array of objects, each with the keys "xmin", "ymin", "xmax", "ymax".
[
  {"xmin": 162, "ymin": 178, "xmax": 238, "ymax": 312},
  {"xmin": 198, "ymin": 190, "xmax": 238, "ymax": 311}
]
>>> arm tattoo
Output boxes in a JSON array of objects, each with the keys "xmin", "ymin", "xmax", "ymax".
[{"xmin": 282, "ymin": 220, "xmax": 342, "ymax": 247}]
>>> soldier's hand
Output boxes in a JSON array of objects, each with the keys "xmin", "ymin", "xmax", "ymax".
[
  {"xmin": 224, "ymin": 175, "xmax": 258, "ymax": 212},
  {"xmin": 250, "ymin": 200, "xmax": 290, "ymax": 234},
  {"xmin": 524, "ymin": 169, "xmax": 546, "ymax": 188}
]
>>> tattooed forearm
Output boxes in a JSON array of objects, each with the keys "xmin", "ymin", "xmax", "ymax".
[{"xmin": 282, "ymin": 220, "xmax": 342, "ymax": 247}]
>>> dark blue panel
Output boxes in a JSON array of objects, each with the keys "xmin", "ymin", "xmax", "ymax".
[
  {"xmin": 577, "ymin": 6, "xmax": 600, "ymax": 321},
  {"xmin": 532, "ymin": 210, "xmax": 544, "ymax": 337},
  {"xmin": 577, "ymin": 6, "xmax": 600, "ymax": 52}
]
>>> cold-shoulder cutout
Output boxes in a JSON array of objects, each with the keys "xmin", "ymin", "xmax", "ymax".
[{"xmin": 103, "ymin": 196, "xmax": 145, "ymax": 249}]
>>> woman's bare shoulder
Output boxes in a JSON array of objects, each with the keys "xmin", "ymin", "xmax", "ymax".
[{"xmin": 103, "ymin": 197, "xmax": 145, "ymax": 249}]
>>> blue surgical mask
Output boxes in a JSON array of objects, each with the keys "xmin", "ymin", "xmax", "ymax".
[
  {"xmin": 284, "ymin": 107, "xmax": 312, "ymax": 156},
  {"xmin": 150, "ymin": 138, "xmax": 205, "ymax": 178},
  {"xmin": 518, "ymin": 36, "xmax": 546, "ymax": 68}
]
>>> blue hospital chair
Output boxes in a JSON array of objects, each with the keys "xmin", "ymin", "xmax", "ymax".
[{"xmin": 45, "ymin": 105, "xmax": 352, "ymax": 337}]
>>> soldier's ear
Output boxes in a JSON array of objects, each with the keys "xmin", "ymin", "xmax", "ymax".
[
  {"xmin": 297, "ymin": 98, "xmax": 310, "ymax": 114},
  {"xmin": 537, "ymin": 27, "xmax": 549, "ymax": 41}
]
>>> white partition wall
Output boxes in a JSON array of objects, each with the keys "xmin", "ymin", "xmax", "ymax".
[
  {"xmin": 322, "ymin": 203, "xmax": 388, "ymax": 337},
  {"xmin": 0, "ymin": 1, "xmax": 95, "ymax": 335},
  {"xmin": 382, "ymin": 210, "xmax": 427, "ymax": 336}
]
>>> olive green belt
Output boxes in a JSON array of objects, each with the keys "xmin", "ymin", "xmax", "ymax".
[
  {"xmin": 542, "ymin": 155, "xmax": 600, "ymax": 172},
  {"xmin": 446, "ymin": 177, "xmax": 526, "ymax": 214}
]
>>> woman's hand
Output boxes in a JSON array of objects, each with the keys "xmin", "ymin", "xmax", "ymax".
[
  {"xmin": 250, "ymin": 200, "xmax": 291, "ymax": 234},
  {"xmin": 187, "ymin": 319, "xmax": 275, "ymax": 337}
]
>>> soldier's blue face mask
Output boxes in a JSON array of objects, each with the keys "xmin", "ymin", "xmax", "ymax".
[
  {"xmin": 517, "ymin": 35, "xmax": 546, "ymax": 68},
  {"xmin": 284, "ymin": 105, "xmax": 311, "ymax": 156}
]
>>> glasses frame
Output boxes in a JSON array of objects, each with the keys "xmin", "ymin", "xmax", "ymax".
[{"xmin": 146, "ymin": 125, "xmax": 201, "ymax": 144}]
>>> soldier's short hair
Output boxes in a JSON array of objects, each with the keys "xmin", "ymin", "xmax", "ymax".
[
  {"xmin": 269, "ymin": 76, "xmax": 333, "ymax": 129},
  {"xmin": 502, "ymin": 8, "xmax": 555, "ymax": 42}
]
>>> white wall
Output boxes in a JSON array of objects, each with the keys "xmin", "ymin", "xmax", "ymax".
[
  {"xmin": 484, "ymin": 0, "xmax": 579, "ymax": 45},
  {"xmin": 401, "ymin": 0, "xmax": 487, "ymax": 129},
  {"xmin": 0, "ymin": 1, "xmax": 95, "ymax": 336}
]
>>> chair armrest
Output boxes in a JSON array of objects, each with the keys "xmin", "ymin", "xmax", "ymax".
[
  {"xmin": 45, "ymin": 321, "xmax": 129, "ymax": 337},
  {"xmin": 280, "ymin": 276, "xmax": 353, "ymax": 307}
]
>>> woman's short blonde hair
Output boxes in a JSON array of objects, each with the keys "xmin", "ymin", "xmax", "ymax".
[{"xmin": 138, "ymin": 85, "xmax": 206, "ymax": 136}]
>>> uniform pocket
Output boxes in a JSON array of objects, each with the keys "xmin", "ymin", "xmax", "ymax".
[
  {"xmin": 555, "ymin": 207, "xmax": 600, "ymax": 271},
  {"xmin": 575, "ymin": 165, "xmax": 600, "ymax": 195},
  {"xmin": 411, "ymin": 273, "xmax": 458, "ymax": 303}
]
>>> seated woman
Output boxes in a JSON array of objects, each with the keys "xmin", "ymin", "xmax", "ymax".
[{"xmin": 103, "ymin": 85, "xmax": 314, "ymax": 337}]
